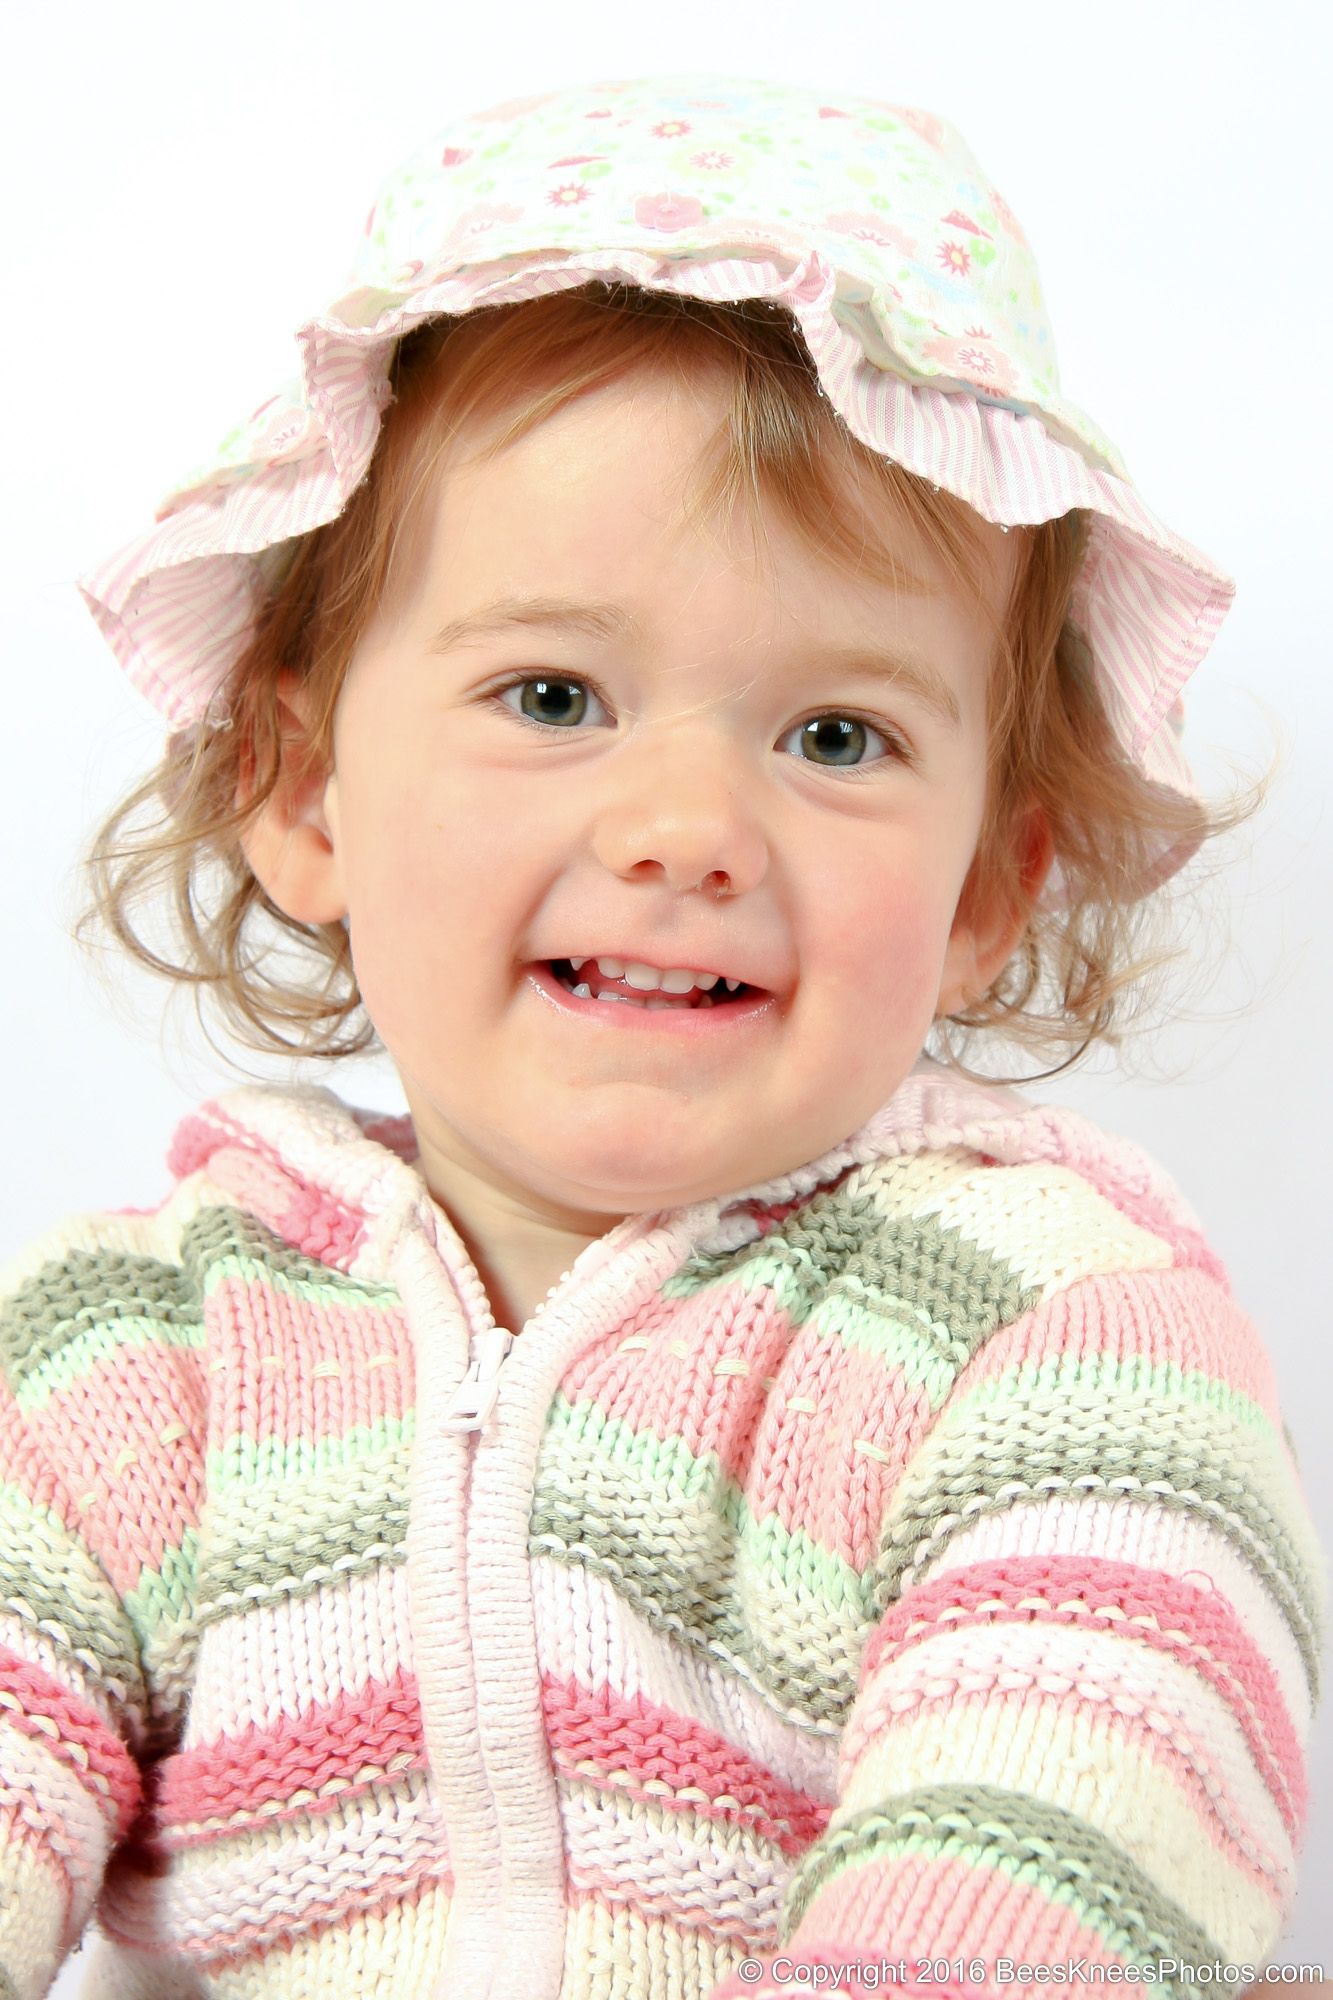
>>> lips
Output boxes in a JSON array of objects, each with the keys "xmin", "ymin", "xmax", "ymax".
[
  {"xmin": 548, "ymin": 958, "xmax": 756, "ymax": 1008},
  {"xmin": 525, "ymin": 959, "xmax": 778, "ymax": 1035}
]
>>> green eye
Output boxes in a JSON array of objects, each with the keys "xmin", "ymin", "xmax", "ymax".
[
  {"xmin": 516, "ymin": 678, "xmax": 589, "ymax": 726},
  {"xmin": 798, "ymin": 716, "xmax": 870, "ymax": 767}
]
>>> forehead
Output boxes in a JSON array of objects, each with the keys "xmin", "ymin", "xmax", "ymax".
[
  {"xmin": 367, "ymin": 372, "xmax": 1017, "ymax": 753},
  {"xmin": 407, "ymin": 362, "xmax": 1017, "ymax": 625}
]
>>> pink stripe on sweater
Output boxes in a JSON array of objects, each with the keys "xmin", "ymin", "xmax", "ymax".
[
  {"xmin": 542, "ymin": 1673, "xmax": 829, "ymax": 1854},
  {"xmin": 957, "ymin": 1267, "xmax": 1281, "ymax": 1417},
  {"xmin": 155, "ymin": 1669, "xmax": 425, "ymax": 1844},
  {"xmin": 0, "ymin": 1647, "xmax": 142, "ymax": 1840},
  {"xmin": 26, "ymin": 1344, "xmax": 202, "ymax": 1596},
  {"xmin": 859, "ymin": 1555, "xmax": 1306, "ymax": 1834},
  {"xmin": 208, "ymin": 1276, "xmax": 413, "ymax": 1450},
  {"xmin": 742, "ymin": 1341, "xmax": 931, "ymax": 1567},
  {"xmin": 557, "ymin": 1286, "xmax": 935, "ymax": 1569},
  {"xmin": 557, "ymin": 1281, "xmax": 796, "ymax": 1454}
]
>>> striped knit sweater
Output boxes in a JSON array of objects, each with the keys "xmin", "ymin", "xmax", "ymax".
[{"xmin": 0, "ymin": 1063, "xmax": 1322, "ymax": 1999}]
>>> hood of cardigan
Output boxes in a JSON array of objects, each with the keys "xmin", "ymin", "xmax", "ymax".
[
  {"xmin": 162, "ymin": 1053, "xmax": 1214, "ymax": 1293},
  {"xmin": 78, "ymin": 73, "xmax": 1232, "ymax": 908}
]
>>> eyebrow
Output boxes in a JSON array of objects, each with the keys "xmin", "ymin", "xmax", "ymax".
[{"xmin": 429, "ymin": 594, "xmax": 962, "ymax": 731}]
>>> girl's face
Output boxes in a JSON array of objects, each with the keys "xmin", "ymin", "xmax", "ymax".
[{"xmin": 305, "ymin": 368, "xmax": 1023, "ymax": 1232}]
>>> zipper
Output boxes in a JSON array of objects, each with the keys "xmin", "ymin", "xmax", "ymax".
[
  {"xmin": 429, "ymin": 1217, "xmax": 635, "ymax": 1437},
  {"xmin": 439, "ymin": 1323, "xmax": 514, "ymax": 1432}
]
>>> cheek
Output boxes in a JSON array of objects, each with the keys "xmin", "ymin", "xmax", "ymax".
[
  {"xmin": 334, "ymin": 762, "xmax": 532, "ymax": 1040},
  {"xmin": 811, "ymin": 857, "xmax": 960, "ymax": 1023},
  {"xmin": 333, "ymin": 782, "xmax": 453, "ymax": 1035},
  {"xmin": 338, "ymin": 752, "xmax": 484, "ymax": 912}
]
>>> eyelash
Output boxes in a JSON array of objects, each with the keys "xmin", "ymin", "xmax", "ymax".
[{"xmin": 481, "ymin": 673, "xmax": 914, "ymax": 777}]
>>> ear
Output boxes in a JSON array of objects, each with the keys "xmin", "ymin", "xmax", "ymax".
[
  {"xmin": 237, "ymin": 672, "xmax": 347, "ymax": 926},
  {"xmin": 935, "ymin": 805, "xmax": 1054, "ymax": 1020}
]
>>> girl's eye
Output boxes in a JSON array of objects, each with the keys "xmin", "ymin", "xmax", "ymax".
[
  {"xmin": 779, "ymin": 713, "xmax": 907, "ymax": 775},
  {"xmin": 497, "ymin": 676, "xmax": 604, "ymax": 731},
  {"xmin": 486, "ymin": 675, "xmax": 911, "ymax": 775}
]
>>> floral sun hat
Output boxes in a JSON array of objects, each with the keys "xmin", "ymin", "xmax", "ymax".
[{"xmin": 79, "ymin": 72, "xmax": 1233, "ymax": 901}]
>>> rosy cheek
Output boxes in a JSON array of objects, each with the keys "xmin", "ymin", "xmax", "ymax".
[
  {"xmin": 836, "ymin": 880, "xmax": 936, "ymax": 969},
  {"xmin": 850, "ymin": 893, "xmax": 953, "ymax": 1023}
]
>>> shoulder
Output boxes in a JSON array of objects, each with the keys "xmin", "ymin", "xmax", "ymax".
[
  {"xmin": 1, "ymin": 1166, "xmax": 214, "ymax": 1350},
  {"xmin": 878, "ymin": 1062, "xmax": 1212, "ymax": 1218},
  {"xmin": 893, "ymin": 1062, "xmax": 1218, "ymax": 1229},
  {"xmin": 841, "ymin": 1069, "xmax": 1234, "ymax": 1323},
  {"xmin": 0, "ymin": 1081, "xmax": 408, "ymax": 1377},
  {"xmin": 842, "ymin": 1078, "xmax": 1311, "ymax": 1471}
]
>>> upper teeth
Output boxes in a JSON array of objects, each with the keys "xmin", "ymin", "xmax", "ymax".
[{"xmin": 568, "ymin": 956, "xmax": 741, "ymax": 994}]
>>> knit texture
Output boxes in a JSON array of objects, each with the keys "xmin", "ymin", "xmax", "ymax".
[{"xmin": 0, "ymin": 1068, "xmax": 1322, "ymax": 1998}]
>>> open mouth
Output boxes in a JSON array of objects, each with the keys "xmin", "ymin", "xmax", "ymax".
[{"xmin": 546, "ymin": 958, "xmax": 762, "ymax": 1010}]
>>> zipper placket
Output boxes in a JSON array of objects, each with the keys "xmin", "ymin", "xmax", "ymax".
[{"xmin": 410, "ymin": 1206, "xmax": 668, "ymax": 1999}]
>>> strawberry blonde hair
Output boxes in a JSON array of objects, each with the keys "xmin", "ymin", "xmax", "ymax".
[{"xmin": 75, "ymin": 283, "xmax": 1265, "ymax": 1082}]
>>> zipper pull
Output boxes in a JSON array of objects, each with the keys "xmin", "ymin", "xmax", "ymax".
[{"xmin": 440, "ymin": 1325, "xmax": 514, "ymax": 1432}]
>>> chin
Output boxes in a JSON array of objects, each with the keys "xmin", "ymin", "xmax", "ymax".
[
  {"xmin": 551, "ymin": 1153, "xmax": 715, "ymax": 1213},
  {"xmin": 526, "ymin": 1125, "xmax": 734, "ymax": 1213}
]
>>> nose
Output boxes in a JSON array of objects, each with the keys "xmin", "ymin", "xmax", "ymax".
[{"xmin": 589, "ymin": 730, "xmax": 769, "ymax": 900}]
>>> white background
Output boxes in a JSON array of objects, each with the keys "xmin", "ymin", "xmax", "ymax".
[{"xmin": 2, "ymin": 0, "xmax": 1328, "ymax": 1987}]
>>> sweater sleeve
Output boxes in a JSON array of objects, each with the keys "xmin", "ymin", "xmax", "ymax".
[
  {"xmin": 0, "ymin": 1203, "xmax": 204, "ymax": 1999},
  {"xmin": 708, "ymin": 1245, "xmax": 1326, "ymax": 1999}
]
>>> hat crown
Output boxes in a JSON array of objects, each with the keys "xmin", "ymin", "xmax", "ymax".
[{"xmin": 334, "ymin": 73, "xmax": 1101, "ymax": 466}]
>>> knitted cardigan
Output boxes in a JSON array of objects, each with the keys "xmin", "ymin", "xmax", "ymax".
[{"xmin": 0, "ymin": 1063, "xmax": 1322, "ymax": 2000}]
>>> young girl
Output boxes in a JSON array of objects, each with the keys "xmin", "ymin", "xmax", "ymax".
[{"xmin": 1, "ymin": 72, "xmax": 1323, "ymax": 2000}]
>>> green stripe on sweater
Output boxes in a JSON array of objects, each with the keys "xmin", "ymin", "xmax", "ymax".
[
  {"xmin": 124, "ymin": 1527, "xmax": 200, "ymax": 1646},
  {"xmin": 870, "ymin": 1383, "xmax": 1324, "ymax": 1698},
  {"xmin": 532, "ymin": 1399, "xmax": 874, "ymax": 1728},
  {"xmin": 965, "ymin": 1349, "xmax": 1279, "ymax": 1429},
  {"xmin": 0, "ymin": 1194, "xmax": 400, "ymax": 1408},
  {"xmin": 207, "ymin": 1411, "xmax": 415, "ymax": 1487},
  {"xmin": 123, "ymin": 1528, "xmax": 202, "ymax": 1751},
  {"xmin": 13, "ymin": 1314, "xmax": 206, "ymax": 1415},
  {"xmin": 921, "ymin": 1363, "xmax": 1314, "ymax": 1572},
  {"xmin": 194, "ymin": 1444, "xmax": 412, "ymax": 1627},
  {"xmin": 668, "ymin": 1187, "xmax": 1039, "ymax": 1358},
  {"xmin": 529, "ymin": 1197, "xmax": 1039, "ymax": 1728},
  {"xmin": 0, "ymin": 1483, "xmax": 147, "ymax": 1718},
  {"xmin": 182, "ymin": 1204, "xmax": 400, "ymax": 1303},
  {"xmin": 1, "ymin": 1247, "xmax": 200, "ymax": 1396},
  {"xmin": 782, "ymin": 1783, "xmax": 1228, "ymax": 1992}
]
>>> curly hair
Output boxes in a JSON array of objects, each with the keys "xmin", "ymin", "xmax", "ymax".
[{"xmin": 74, "ymin": 283, "xmax": 1267, "ymax": 1084}]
